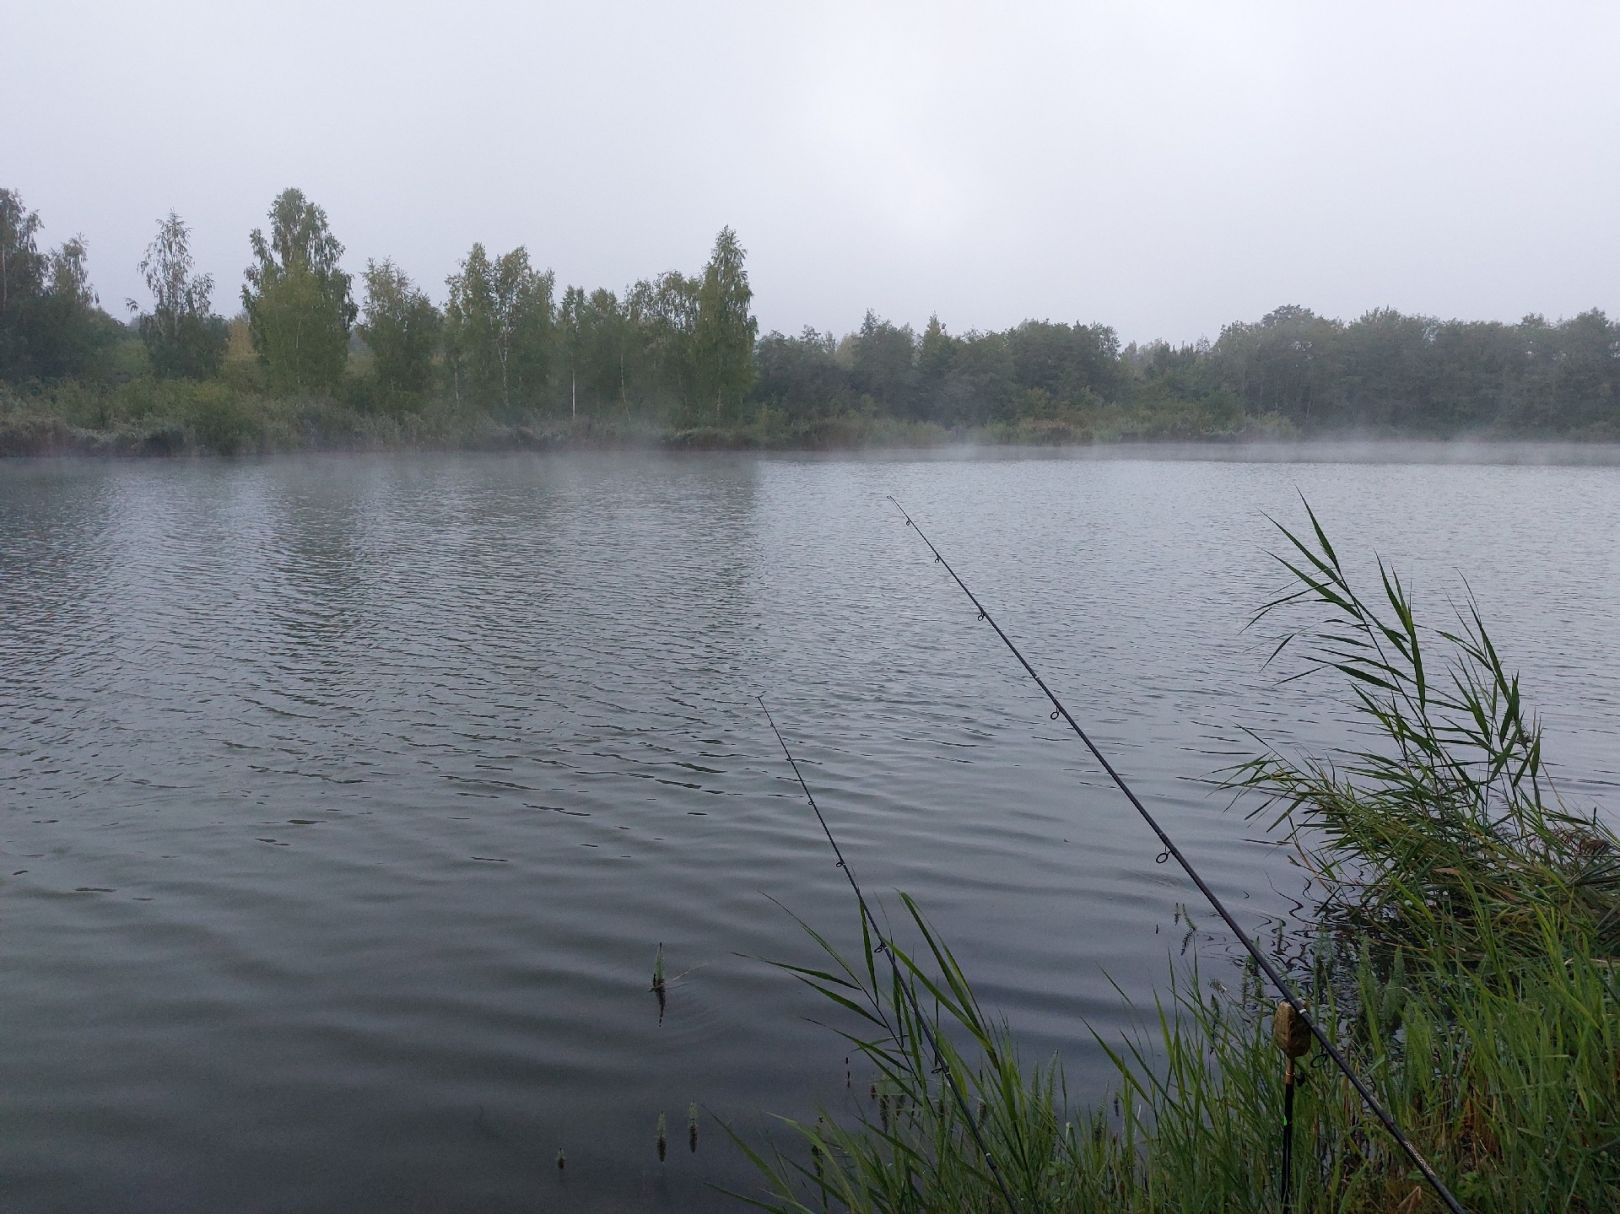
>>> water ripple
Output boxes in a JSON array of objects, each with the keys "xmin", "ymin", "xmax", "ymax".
[{"xmin": 1, "ymin": 450, "xmax": 1615, "ymax": 1212}]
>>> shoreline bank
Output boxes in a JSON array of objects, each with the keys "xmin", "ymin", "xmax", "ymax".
[{"xmin": 6, "ymin": 402, "xmax": 1619, "ymax": 464}]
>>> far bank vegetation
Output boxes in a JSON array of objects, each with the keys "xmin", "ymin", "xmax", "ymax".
[{"xmin": 2, "ymin": 187, "xmax": 1618, "ymax": 456}]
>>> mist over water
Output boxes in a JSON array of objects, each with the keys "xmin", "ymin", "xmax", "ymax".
[{"xmin": 1, "ymin": 448, "xmax": 1615, "ymax": 1212}]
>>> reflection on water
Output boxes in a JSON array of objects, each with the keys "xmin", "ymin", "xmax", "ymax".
[{"xmin": 1, "ymin": 450, "xmax": 1616, "ymax": 1212}]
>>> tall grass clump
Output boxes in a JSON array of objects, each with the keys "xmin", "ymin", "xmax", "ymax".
[
  {"xmin": 743, "ymin": 508, "xmax": 1618, "ymax": 1213},
  {"xmin": 1229, "ymin": 501, "xmax": 1620, "ymax": 958}
]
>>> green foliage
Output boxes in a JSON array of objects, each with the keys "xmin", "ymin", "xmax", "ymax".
[
  {"xmin": 131, "ymin": 211, "xmax": 226, "ymax": 379},
  {"xmin": 559, "ymin": 284, "xmax": 640, "ymax": 418},
  {"xmin": 136, "ymin": 310, "xmax": 226, "ymax": 381},
  {"xmin": 179, "ymin": 380, "xmax": 260, "ymax": 454},
  {"xmin": 631, "ymin": 270, "xmax": 701, "ymax": 414},
  {"xmin": 29, "ymin": 236, "xmax": 119, "ymax": 379},
  {"xmin": 246, "ymin": 265, "xmax": 350, "ymax": 392},
  {"xmin": 6, "ymin": 181, "xmax": 1619, "ymax": 441},
  {"xmin": 849, "ymin": 310, "xmax": 918, "ymax": 416},
  {"xmin": 827, "ymin": 314, "xmax": 1128, "ymax": 428},
  {"xmin": 444, "ymin": 243, "xmax": 553, "ymax": 411},
  {"xmin": 0, "ymin": 188, "xmax": 48, "ymax": 376},
  {"xmin": 1007, "ymin": 319, "xmax": 1123, "ymax": 403},
  {"xmin": 581, "ymin": 287, "xmax": 629, "ymax": 411},
  {"xmin": 745, "ymin": 890, "xmax": 1614, "ymax": 1213},
  {"xmin": 241, "ymin": 188, "xmax": 356, "ymax": 391},
  {"xmin": 755, "ymin": 327, "xmax": 850, "ymax": 420},
  {"xmin": 1229, "ymin": 503, "xmax": 1620, "ymax": 957},
  {"xmin": 0, "ymin": 190, "xmax": 119, "ymax": 382},
  {"xmin": 360, "ymin": 258, "xmax": 439, "ymax": 399},
  {"xmin": 557, "ymin": 284, "xmax": 584, "ymax": 415},
  {"xmin": 694, "ymin": 226, "xmax": 758, "ymax": 422},
  {"xmin": 1193, "ymin": 305, "xmax": 1620, "ymax": 435}
]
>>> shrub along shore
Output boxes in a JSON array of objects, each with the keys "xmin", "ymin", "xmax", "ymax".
[
  {"xmin": 743, "ymin": 513, "xmax": 1619, "ymax": 1213},
  {"xmin": 0, "ymin": 380, "xmax": 1305, "ymax": 459}
]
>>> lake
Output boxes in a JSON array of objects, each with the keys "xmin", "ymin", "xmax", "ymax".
[{"xmin": 2, "ymin": 446, "xmax": 1616, "ymax": 1212}]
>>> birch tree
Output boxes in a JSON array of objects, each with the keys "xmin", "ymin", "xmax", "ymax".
[
  {"xmin": 132, "ymin": 211, "xmax": 225, "ymax": 378},
  {"xmin": 445, "ymin": 243, "xmax": 553, "ymax": 410},
  {"xmin": 693, "ymin": 226, "xmax": 757, "ymax": 422},
  {"xmin": 360, "ymin": 259, "xmax": 439, "ymax": 396},
  {"xmin": 241, "ymin": 188, "xmax": 356, "ymax": 391}
]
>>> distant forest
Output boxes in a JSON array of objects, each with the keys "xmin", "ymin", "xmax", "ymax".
[{"xmin": 2, "ymin": 185, "xmax": 1617, "ymax": 454}]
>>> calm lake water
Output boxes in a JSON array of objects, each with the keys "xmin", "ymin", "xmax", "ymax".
[{"xmin": 2, "ymin": 447, "xmax": 1616, "ymax": 1212}]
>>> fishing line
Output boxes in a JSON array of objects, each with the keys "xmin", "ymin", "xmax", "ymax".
[
  {"xmin": 885, "ymin": 495, "xmax": 1467, "ymax": 1214},
  {"xmin": 758, "ymin": 696, "xmax": 1023, "ymax": 1214}
]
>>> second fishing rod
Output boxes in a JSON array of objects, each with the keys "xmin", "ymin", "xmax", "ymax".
[
  {"xmin": 884, "ymin": 495, "xmax": 1466, "ymax": 1214},
  {"xmin": 758, "ymin": 696, "xmax": 1023, "ymax": 1214}
]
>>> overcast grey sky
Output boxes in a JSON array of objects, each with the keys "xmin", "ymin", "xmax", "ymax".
[{"xmin": 5, "ymin": 0, "xmax": 1617, "ymax": 345}]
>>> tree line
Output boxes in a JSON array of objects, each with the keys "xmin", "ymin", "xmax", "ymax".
[
  {"xmin": 1, "ymin": 187, "xmax": 758, "ymax": 429},
  {"xmin": 3, "ymin": 185, "xmax": 1616, "ymax": 442}
]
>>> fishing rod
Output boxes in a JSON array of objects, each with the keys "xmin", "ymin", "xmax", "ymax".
[
  {"xmin": 758, "ymin": 696, "xmax": 1023, "ymax": 1214},
  {"xmin": 884, "ymin": 496, "xmax": 1467, "ymax": 1214}
]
